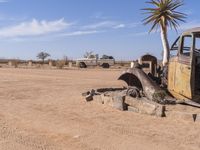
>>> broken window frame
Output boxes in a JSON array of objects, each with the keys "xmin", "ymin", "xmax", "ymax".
[
  {"xmin": 170, "ymin": 36, "xmax": 180, "ymax": 57},
  {"xmin": 180, "ymin": 35, "xmax": 193, "ymax": 57}
]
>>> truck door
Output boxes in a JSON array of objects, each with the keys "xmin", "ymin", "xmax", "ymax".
[
  {"xmin": 88, "ymin": 55, "xmax": 97, "ymax": 66},
  {"xmin": 175, "ymin": 35, "xmax": 193, "ymax": 99},
  {"xmin": 168, "ymin": 37, "xmax": 179, "ymax": 93}
]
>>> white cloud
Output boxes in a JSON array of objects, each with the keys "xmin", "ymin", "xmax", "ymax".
[
  {"xmin": 83, "ymin": 21, "xmax": 140, "ymax": 30},
  {"xmin": 130, "ymin": 30, "xmax": 161, "ymax": 37},
  {"xmin": 59, "ymin": 30, "xmax": 102, "ymax": 37},
  {"xmin": 0, "ymin": 18, "xmax": 70, "ymax": 38},
  {"xmin": 113, "ymin": 24, "xmax": 125, "ymax": 29},
  {"xmin": 83, "ymin": 21, "xmax": 116, "ymax": 29},
  {"xmin": 127, "ymin": 22, "xmax": 141, "ymax": 28},
  {"xmin": 3, "ymin": 30, "xmax": 103, "ymax": 42},
  {"xmin": 179, "ymin": 21, "xmax": 200, "ymax": 31},
  {"xmin": 0, "ymin": 17, "xmax": 141, "ymax": 40}
]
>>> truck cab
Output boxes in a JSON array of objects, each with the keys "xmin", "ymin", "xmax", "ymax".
[{"xmin": 168, "ymin": 27, "xmax": 200, "ymax": 102}]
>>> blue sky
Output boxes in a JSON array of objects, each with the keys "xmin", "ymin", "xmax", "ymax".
[{"xmin": 0, "ymin": 0, "xmax": 199, "ymax": 60}]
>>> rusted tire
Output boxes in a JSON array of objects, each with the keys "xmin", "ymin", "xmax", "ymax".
[
  {"xmin": 79, "ymin": 62, "xmax": 87, "ymax": 68},
  {"xmin": 126, "ymin": 86, "xmax": 141, "ymax": 98},
  {"xmin": 102, "ymin": 63, "xmax": 110, "ymax": 68}
]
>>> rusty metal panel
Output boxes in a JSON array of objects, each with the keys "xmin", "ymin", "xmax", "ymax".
[
  {"xmin": 138, "ymin": 54, "xmax": 158, "ymax": 77},
  {"xmin": 168, "ymin": 57, "xmax": 177, "ymax": 92},
  {"xmin": 118, "ymin": 68, "xmax": 162, "ymax": 101},
  {"xmin": 141, "ymin": 61, "xmax": 153, "ymax": 74},
  {"xmin": 173, "ymin": 63, "xmax": 192, "ymax": 99},
  {"xmin": 175, "ymin": 63, "xmax": 192, "ymax": 98},
  {"xmin": 168, "ymin": 56, "xmax": 192, "ymax": 100}
]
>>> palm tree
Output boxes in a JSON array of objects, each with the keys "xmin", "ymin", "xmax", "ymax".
[{"xmin": 142, "ymin": 0, "xmax": 186, "ymax": 66}]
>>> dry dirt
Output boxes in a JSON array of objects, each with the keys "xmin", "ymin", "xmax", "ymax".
[{"xmin": 0, "ymin": 68, "xmax": 200, "ymax": 150}]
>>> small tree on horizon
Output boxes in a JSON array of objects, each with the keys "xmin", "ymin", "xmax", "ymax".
[
  {"xmin": 142, "ymin": 0, "xmax": 186, "ymax": 66},
  {"xmin": 37, "ymin": 52, "xmax": 50, "ymax": 64},
  {"xmin": 84, "ymin": 51, "xmax": 94, "ymax": 58}
]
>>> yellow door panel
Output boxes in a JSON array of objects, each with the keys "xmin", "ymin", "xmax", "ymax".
[
  {"xmin": 168, "ymin": 58, "xmax": 177, "ymax": 92},
  {"xmin": 174, "ymin": 62, "xmax": 192, "ymax": 99},
  {"xmin": 168, "ymin": 57, "xmax": 192, "ymax": 100}
]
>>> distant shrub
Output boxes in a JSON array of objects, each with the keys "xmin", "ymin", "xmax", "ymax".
[
  {"xmin": 49, "ymin": 60, "xmax": 56, "ymax": 66},
  {"xmin": 10, "ymin": 60, "xmax": 19, "ymax": 68},
  {"xmin": 36, "ymin": 64, "xmax": 42, "ymax": 68},
  {"xmin": 56, "ymin": 60, "xmax": 66, "ymax": 69}
]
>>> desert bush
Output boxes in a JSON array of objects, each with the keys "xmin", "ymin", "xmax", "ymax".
[
  {"xmin": 10, "ymin": 60, "xmax": 19, "ymax": 68},
  {"xmin": 56, "ymin": 60, "xmax": 66, "ymax": 69},
  {"xmin": 35, "ymin": 64, "xmax": 42, "ymax": 68},
  {"xmin": 49, "ymin": 60, "xmax": 56, "ymax": 66}
]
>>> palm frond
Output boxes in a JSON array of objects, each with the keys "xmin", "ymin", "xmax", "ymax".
[
  {"xmin": 146, "ymin": 0, "xmax": 160, "ymax": 7},
  {"xmin": 142, "ymin": 0, "xmax": 186, "ymax": 32}
]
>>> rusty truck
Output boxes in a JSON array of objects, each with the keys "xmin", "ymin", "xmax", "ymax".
[
  {"xmin": 83, "ymin": 27, "xmax": 200, "ymax": 119},
  {"xmin": 119, "ymin": 27, "xmax": 200, "ymax": 105}
]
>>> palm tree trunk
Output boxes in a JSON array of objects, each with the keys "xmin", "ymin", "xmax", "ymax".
[{"xmin": 160, "ymin": 26, "xmax": 170, "ymax": 66}]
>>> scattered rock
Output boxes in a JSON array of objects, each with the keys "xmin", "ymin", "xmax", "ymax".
[
  {"xmin": 101, "ymin": 94, "xmax": 113, "ymax": 106},
  {"xmin": 92, "ymin": 94, "xmax": 127, "ymax": 110},
  {"xmin": 85, "ymin": 94, "xmax": 93, "ymax": 102},
  {"xmin": 82, "ymin": 91, "xmax": 90, "ymax": 96},
  {"xmin": 112, "ymin": 95, "xmax": 127, "ymax": 111},
  {"xmin": 128, "ymin": 106, "xmax": 139, "ymax": 113},
  {"xmin": 83, "ymin": 89, "xmax": 97, "ymax": 101},
  {"xmin": 93, "ymin": 95, "xmax": 104, "ymax": 104},
  {"xmin": 82, "ymin": 88, "xmax": 200, "ymax": 120},
  {"xmin": 125, "ymin": 96, "xmax": 165, "ymax": 117}
]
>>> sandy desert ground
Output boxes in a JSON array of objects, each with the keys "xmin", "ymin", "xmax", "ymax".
[{"xmin": 0, "ymin": 68, "xmax": 200, "ymax": 150}]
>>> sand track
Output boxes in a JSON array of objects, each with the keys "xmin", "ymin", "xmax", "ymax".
[{"xmin": 0, "ymin": 68, "xmax": 200, "ymax": 150}]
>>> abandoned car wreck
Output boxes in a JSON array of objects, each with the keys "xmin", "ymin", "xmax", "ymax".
[{"xmin": 83, "ymin": 28, "xmax": 200, "ymax": 122}]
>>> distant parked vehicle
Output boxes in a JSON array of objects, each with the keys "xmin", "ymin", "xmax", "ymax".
[{"xmin": 76, "ymin": 54, "xmax": 115, "ymax": 68}]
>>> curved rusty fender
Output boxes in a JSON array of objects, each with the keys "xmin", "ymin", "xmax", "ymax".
[{"xmin": 118, "ymin": 67, "xmax": 162, "ymax": 100}]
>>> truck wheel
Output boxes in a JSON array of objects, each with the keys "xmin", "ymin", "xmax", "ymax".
[
  {"xmin": 79, "ymin": 62, "xmax": 87, "ymax": 68},
  {"xmin": 102, "ymin": 63, "xmax": 110, "ymax": 68}
]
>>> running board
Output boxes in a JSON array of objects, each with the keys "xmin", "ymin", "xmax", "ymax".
[{"xmin": 176, "ymin": 100, "xmax": 200, "ymax": 108}]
